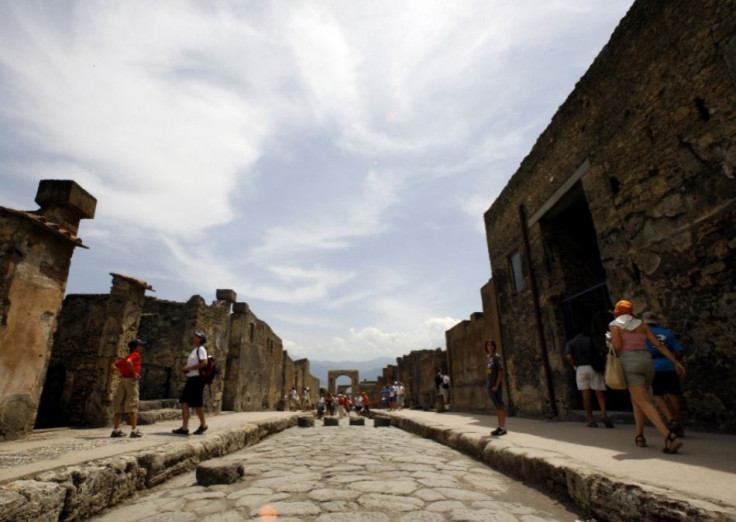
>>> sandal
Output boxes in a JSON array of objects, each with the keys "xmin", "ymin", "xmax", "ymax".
[
  {"xmin": 663, "ymin": 431, "xmax": 683, "ymax": 454},
  {"xmin": 635, "ymin": 434, "xmax": 647, "ymax": 447}
]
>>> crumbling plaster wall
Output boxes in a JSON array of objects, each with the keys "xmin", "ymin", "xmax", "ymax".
[{"xmin": 484, "ymin": 0, "xmax": 736, "ymax": 428}]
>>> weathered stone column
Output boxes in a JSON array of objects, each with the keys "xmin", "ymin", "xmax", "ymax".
[
  {"xmin": 0, "ymin": 180, "xmax": 96, "ymax": 440},
  {"xmin": 84, "ymin": 274, "xmax": 154, "ymax": 427}
]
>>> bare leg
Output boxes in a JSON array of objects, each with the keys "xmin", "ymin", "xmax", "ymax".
[
  {"xmin": 194, "ymin": 407, "xmax": 206, "ymax": 427},
  {"xmin": 631, "ymin": 394, "xmax": 646, "ymax": 436},
  {"xmin": 664, "ymin": 394, "xmax": 681, "ymax": 422},
  {"xmin": 182, "ymin": 404, "xmax": 190, "ymax": 430},
  {"xmin": 130, "ymin": 412, "xmax": 137, "ymax": 430},
  {"xmin": 629, "ymin": 386, "xmax": 670, "ymax": 438},
  {"xmin": 654, "ymin": 395, "xmax": 674, "ymax": 422},
  {"xmin": 595, "ymin": 390, "xmax": 608, "ymax": 416},
  {"xmin": 113, "ymin": 413, "xmax": 122, "ymax": 430},
  {"xmin": 581, "ymin": 389, "xmax": 594, "ymax": 422},
  {"xmin": 498, "ymin": 408, "xmax": 507, "ymax": 429}
]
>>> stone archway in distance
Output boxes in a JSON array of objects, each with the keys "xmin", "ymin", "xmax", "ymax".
[{"xmin": 327, "ymin": 370, "xmax": 359, "ymax": 397}]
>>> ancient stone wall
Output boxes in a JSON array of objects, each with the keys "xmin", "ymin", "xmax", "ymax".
[
  {"xmin": 38, "ymin": 274, "xmax": 152, "ymax": 428},
  {"xmin": 397, "ymin": 348, "xmax": 446, "ymax": 410},
  {"xmin": 222, "ymin": 302, "xmax": 286, "ymax": 411},
  {"xmin": 446, "ymin": 280, "xmax": 505, "ymax": 413},
  {"xmin": 138, "ymin": 293, "xmax": 233, "ymax": 414},
  {"xmin": 0, "ymin": 180, "xmax": 95, "ymax": 440},
  {"xmin": 483, "ymin": 0, "xmax": 736, "ymax": 428}
]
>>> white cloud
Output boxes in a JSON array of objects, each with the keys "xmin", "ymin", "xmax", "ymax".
[{"xmin": 0, "ymin": 0, "xmax": 635, "ymax": 362}]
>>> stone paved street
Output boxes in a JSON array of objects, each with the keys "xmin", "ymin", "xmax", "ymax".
[{"xmin": 91, "ymin": 418, "xmax": 583, "ymax": 521}]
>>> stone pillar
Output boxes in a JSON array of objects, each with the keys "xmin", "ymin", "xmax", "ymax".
[
  {"xmin": 0, "ymin": 180, "xmax": 96, "ymax": 440},
  {"xmin": 84, "ymin": 274, "xmax": 153, "ymax": 427}
]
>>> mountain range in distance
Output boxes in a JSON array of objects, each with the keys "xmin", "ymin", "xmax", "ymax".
[{"xmin": 307, "ymin": 356, "xmax": 396, "ymax": 390}]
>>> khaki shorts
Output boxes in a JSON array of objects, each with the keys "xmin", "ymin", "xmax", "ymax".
[
  {"xmin": 620, "ymin": 350, "xmax": 655, "ymax": 388},
  {"xmin": 113, "ymin": 378, "xmax": 139, "ymax": 414}
]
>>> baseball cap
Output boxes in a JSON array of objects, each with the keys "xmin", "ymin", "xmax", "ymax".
[
  {"xmin": 642, "ymin": 311, "xmax": 659, "ymax": 325},
  {"xmin": 128, "ymin": 339, "xmax": 146, "ymax": 349},
  {"xmin": 194, "ymin": 330, "xmax": 207, "ymax": 343}
]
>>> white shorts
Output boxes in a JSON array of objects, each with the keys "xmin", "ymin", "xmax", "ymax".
[{"xmin": 575, "ymin": 365, "xmax": 606, "ymax": 391}]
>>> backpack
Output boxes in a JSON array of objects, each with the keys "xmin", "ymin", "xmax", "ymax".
[{"xmin": 199, "ymin": 349, "xmax": 218, "ymax": 385}]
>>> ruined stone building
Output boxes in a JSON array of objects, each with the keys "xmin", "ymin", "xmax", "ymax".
[
  {"xmin": 2, "ymin": 181, "xmax": 319, "ymax": 439},
  {"xmin": 371, "ymin": 1, "xmax": 735, "ymax": 433},
  {"xmin": 482, "ymin": 0, "xmax": 735, "ymax": 429},
  {"xmin": 0, "ymin": 180, "xmax": 96, "ymax": 440}
]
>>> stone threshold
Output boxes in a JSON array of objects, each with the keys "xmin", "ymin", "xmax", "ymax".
[
  {"xmin": 372, "ymin": 412, "xmax": 736, "ymax": 522},
  {"xmin": 0, "ymin": 414, "xmax": 303, "ymax": 522}
]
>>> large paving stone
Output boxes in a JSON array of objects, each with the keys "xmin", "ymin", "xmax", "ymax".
[{"xmin": 196, "ymin": 460, "xmax": 244, "ymax": 486}]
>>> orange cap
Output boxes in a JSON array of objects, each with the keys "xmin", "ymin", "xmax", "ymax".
[{"xmin": 613, "ymin": 300, "xmax": 633, "ymax": 316}]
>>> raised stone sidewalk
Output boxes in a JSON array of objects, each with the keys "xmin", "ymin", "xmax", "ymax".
[{"xmin": 374, "ymin": 410, "xmax": 736, "ymax": 522}]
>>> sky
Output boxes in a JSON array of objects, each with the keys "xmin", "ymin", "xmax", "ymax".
[{"xmin": 0, "ymin": 0, "xmax": 634, "ymax": 362}]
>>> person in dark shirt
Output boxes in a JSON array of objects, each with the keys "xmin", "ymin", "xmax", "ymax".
[{"xmin": 565, "ymin": 330, "xmax": 614, "ymax": 428}]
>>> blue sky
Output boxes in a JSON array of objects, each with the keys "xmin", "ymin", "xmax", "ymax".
[{"xmin": 0, "ymin": 1, "xmax": 634, "ymax": 362}]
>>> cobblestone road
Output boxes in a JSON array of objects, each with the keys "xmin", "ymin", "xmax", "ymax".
[{"xmin": 92, "ymin": 419, "xmax": 584, "ymax": 521}]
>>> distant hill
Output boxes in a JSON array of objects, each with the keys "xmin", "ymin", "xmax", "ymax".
[{"xmin": 308, "ymin": 356, "xmax": 396, "ymax": 389}]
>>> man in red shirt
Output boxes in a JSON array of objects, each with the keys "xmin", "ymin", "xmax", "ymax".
[{"xmin": 111, "ymin": 339, "xmax": 145, "ymax": 438}]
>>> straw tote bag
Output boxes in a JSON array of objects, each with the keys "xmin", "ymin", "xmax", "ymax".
[{"xmin": 605, "ymin": 345, "xmax": 627, "ymax": 390}]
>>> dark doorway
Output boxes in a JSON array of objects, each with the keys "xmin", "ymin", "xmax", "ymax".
[
  {"xmin": 540, "ymin": 182, "xmax": 631, "ymax": 411},
  {"xmin": 35, "ymin": 365, "xmax": 66, "ymax": 428}
]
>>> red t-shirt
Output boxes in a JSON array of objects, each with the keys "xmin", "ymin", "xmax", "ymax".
[{"xmin": 114, "ymin": 352, "xmax": 141, "ymax": 378}]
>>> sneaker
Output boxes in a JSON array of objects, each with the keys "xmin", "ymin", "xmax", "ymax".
[
  {"xmin": 130, "ymin": 429, "xmax": 143, "ymax": 438},
  {"xmin": 193, "ymin": 425, "xmax": 208, "ymax": 435},
  {"xmin": 602, "ymin": 416, "xmax": 615, "ymax": 429},
  {"xmin": 491, "ymin": 427, "xmax": 507, "ymax": 436},
  {"xmin": 172, "ymin": 427, "xmax": 189, "ymax": 435},
  {"xmin": 110, "ymin": 429, "xmax": 125, "ymax": 438}
]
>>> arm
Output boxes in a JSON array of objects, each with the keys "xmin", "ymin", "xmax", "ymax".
[
  {"xmin": 610, "ymin": 326, "xmax": 623, "ymax": 352},
  {"xmin": 493, "ymin": 368, "xmax": 504, "ymax": 391},
  {"xmin": 565, "ymin": 353, "xmax": 575, "ymax": 367},
  {"xmin": 645, "ymin": 326, "xmax": 685, "ymax": 376}
]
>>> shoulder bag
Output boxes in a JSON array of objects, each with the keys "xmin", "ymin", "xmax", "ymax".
[{"xmin": 605, "ymin": 344, "xmax": 627, "ymax": 390}]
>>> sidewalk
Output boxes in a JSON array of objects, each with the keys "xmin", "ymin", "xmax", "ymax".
[{"xmin": 375, "ymin": 409, "xmax": 736, "ymax": 521}]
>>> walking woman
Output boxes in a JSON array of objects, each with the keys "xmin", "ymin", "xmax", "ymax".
[{"xmin": 608, "ymin": 300, "xmax": 685, "ymax": 453}]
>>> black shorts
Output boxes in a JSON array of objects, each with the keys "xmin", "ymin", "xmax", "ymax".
[
  {"xmin": 651, "ymin": 370, "xmax": 682, "ymax": 396},
  {"xmin": 180, "ymin": 376, "xmax": 206, "ymax": 407},
  {"xmin": 486, "ymin": 376, "xmax": 505, "ymax": 409}
]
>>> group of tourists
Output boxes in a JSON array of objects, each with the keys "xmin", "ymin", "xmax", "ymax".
[
  {"xmin": 481, "ymin": 300, "xmax": 686, "ymax": 453},
  {"xmin": 315, "ymin": 391, "xmax": 371, "ymax": 419},
  {"xmin": 110, "ymin": 330, "xmax": 212, "ymax": 439},
  {"xmin": 379, "ymin": 381, "xmax": 407, "ymax": 410},
  {"xmin": 287, "ymin": 387, "xmax": 313, "ymax": 411}
]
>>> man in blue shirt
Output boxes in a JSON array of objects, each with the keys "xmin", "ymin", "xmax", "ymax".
[{"xmin": 643, "ymin": 311, "xmax": 685, "ymax": 437}]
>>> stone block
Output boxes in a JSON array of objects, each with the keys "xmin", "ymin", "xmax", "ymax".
[
  {"xmin": 196, "ymin": 460, "xmax": 244, "ymax": 486},
  {"xmin": 323, "ymin": 417, "xmax": 339, "ymax": 426},
  {"xmin": 349, "ymin": 417, "xmax": 365, "ymax": 426},
  {"xmin": 232, "ymin": 302, "xmax": 250, "ymax": 314},
  {"xmin": 215, "ymin": 289, "xmax": 237, "ymax": 303},
  {"xmin": 374, "ymin": 416, "xmax": 391, "ymax": 428},
  {"xmin": 35, "ymin": 179, "xmax": 97, "ymax": 220},
  {"xmin": 298, "ymin": 416, "xmax": 315, "ymax": 427}
]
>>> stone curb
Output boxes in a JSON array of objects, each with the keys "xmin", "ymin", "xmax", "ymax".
[
  {"xmin": 374, "ymin": 412, "xmax": 736, "ymax": 522},
  {"xmin": 0, "ymin": 414, "xmax": 301, "ymax": 522}
]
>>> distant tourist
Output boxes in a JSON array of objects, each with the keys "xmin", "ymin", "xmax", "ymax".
[
  {"xmin": 316, "ymin": 394, "xmax": 326, "ymax": 419},
  {"xmin": 110, "ymin": 339, "xmax": 146, "ymax": 438},
  {"xmin": 484, "ymin": 340, "xmax": 507, "ymax": 436},
  {"xmin": 643, "ymin": 311, "xmax": 685, "ymax": 437},
  {"xmin": 172, "ymin": 330, "xmax": 209, "ymax": 435},
  {"xmin": 361, "ymin": 391, "xmax": 371, "ymax": 416},
  {"xmin": 440, "ymin": 372, "xmax": 451, "ymax": 410},
  {"xmin": 565, "ymin": 329, "xmax": 614, "ymax": 428},
  {"xmin": 609, "ymin": 301, "xmax": 685, "ymax": 453}
]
